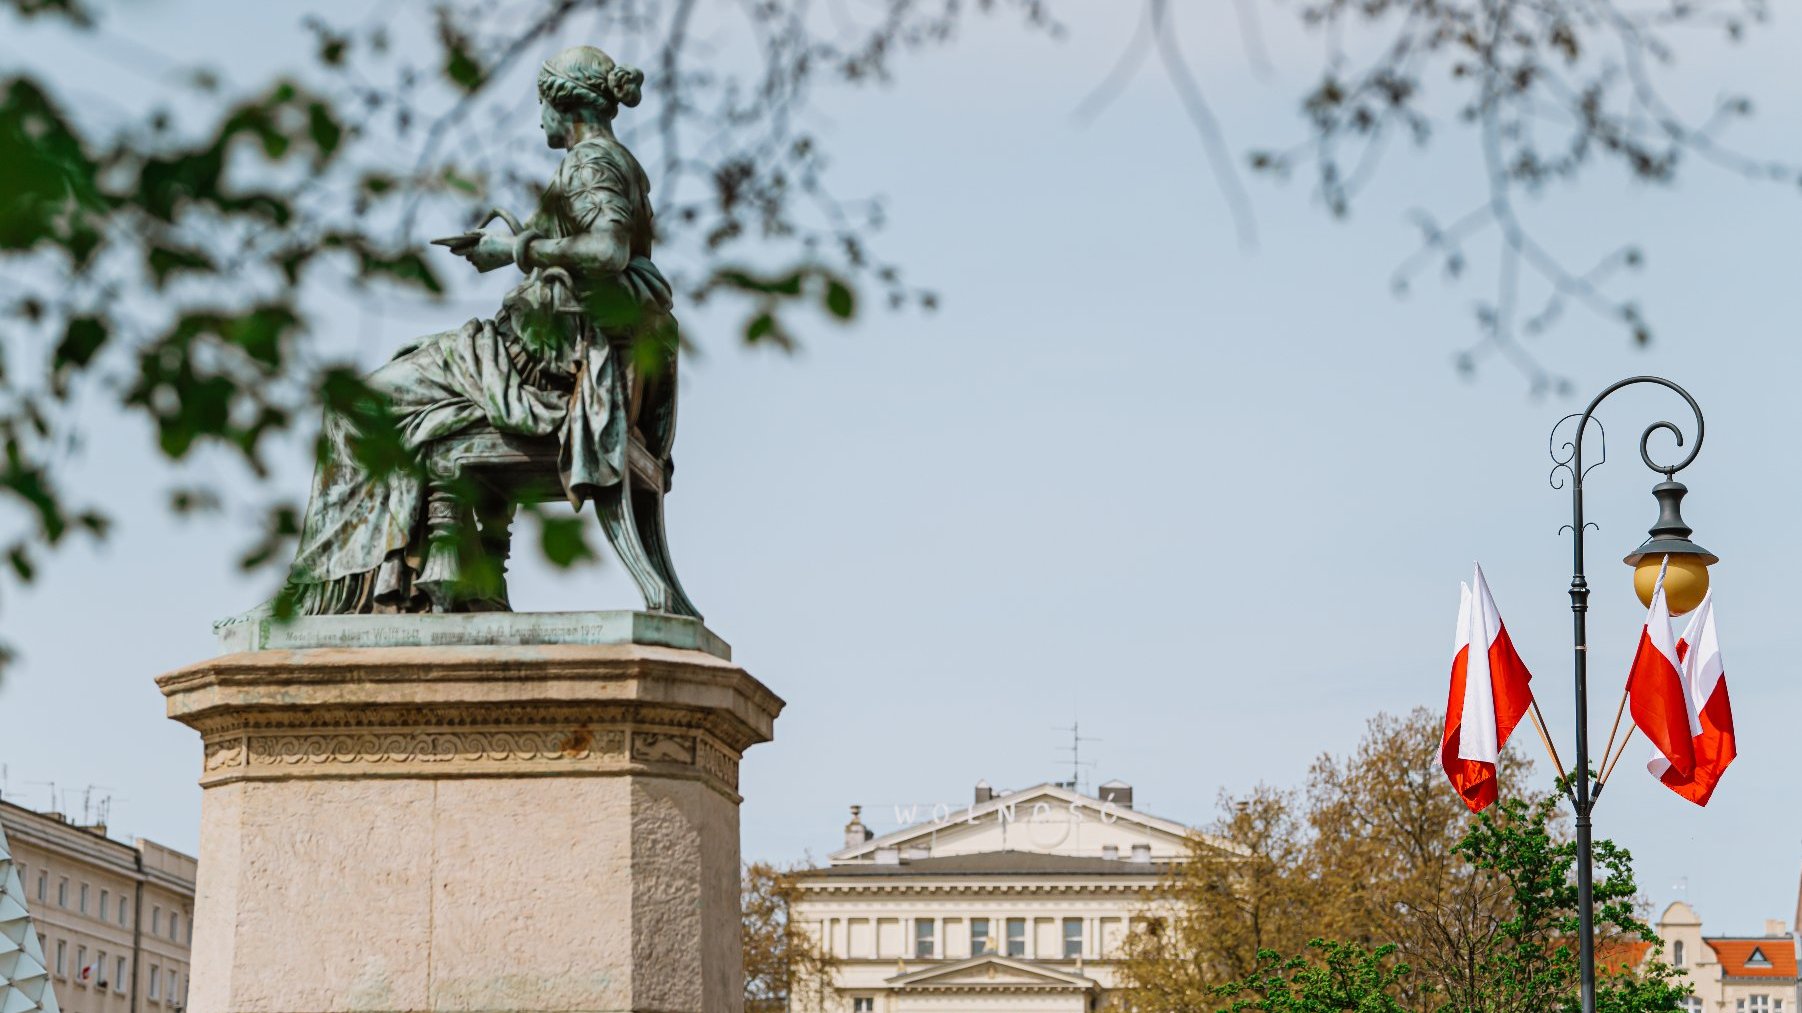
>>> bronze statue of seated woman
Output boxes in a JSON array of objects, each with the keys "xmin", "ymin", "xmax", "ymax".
[{"xmin": 245, "ymin": 45, "xmax": 699, "ymax": 620}]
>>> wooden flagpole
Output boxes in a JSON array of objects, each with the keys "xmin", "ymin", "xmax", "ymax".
[
  {"xmin": 1596, "ymin": 686, "xmax": 1631, "ymax": 781},
  {"xmin": 1526, "ymin": 700, "xmax": 1569, "ymax": 785},
  {"xmin": 1599, "ymin": 726, "xmax": 1637, "ymax": 787}
]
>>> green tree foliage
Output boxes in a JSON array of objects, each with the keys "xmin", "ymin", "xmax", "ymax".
[
  {"xmin": 1121, "ymin": 709, "xmax": 1689, "ymax": 1013},
  {"xmin": 1213, "ymin": 942, "xmax": 1412, "ymax": 1013},
  {"xmin": 1453, "ymin": 795, "xmax": 1689, "ymax": 1013}
]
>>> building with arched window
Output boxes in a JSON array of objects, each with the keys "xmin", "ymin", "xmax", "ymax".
[{"xmin": 1655, "ymin": 900, "xmax": 1799, "ymax": 1013}]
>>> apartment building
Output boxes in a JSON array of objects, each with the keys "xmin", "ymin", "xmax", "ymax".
[{"xmin": 0, "ymin": 799, "xmax": 196, "ymax": 1013}]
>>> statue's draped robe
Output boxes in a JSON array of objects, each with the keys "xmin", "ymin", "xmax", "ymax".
[{"xmin": 281, "ymin": 136, "xmax": 673, "ymax": 615}]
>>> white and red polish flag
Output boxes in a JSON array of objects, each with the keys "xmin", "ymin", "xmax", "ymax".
[
  {"xmin": 1442, "ymin": 564, "xmax": 1536, "ymax": 812},
  {"xmin": 1626, "ymin": 564, "xmax": 1697, "ymax": 783},
  {"xmin": 1647, "ymin": 591, "xmax": 1736, "ymax": 805}
]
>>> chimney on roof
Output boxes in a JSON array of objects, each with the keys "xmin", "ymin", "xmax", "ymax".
[
  {"xmin": 845, "ymin": 805, "xmax": 872, "ymax": 850},
  {"xmin": 1099, "ymin": 780, "xmax": 1133, "ymax": 810},
  {"xmin": 974, "ymin": 780, "xmax": 993, "ymax": 805},
  {"xmin": 1766, "ymin": 919, "xmax": 1787, "ymax": 936}
]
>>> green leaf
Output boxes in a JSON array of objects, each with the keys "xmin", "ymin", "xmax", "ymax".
[
  {"xmin": 0, "ymin": 78, "xmax": 104, "ymax": 251},
  {"xmin": 54, "ymin": 315, "xmax": 106, "ymax": 372},
  {"xmin": 370, "ymin": 250, "xmax": 443, "ymax": 294},
  {"xmin": 146, "ymin": 244, "xmax": 215, "ymax": 286},
  {"xmin": 7, "ymin": 545, "xmax": 34, "ymax": 583},
  {"xmin": 307, "ymin": 101, "xmax": 342, "ymax": 157},
  {"xmin": 441, "ymin": 166, "xmax": 480, "ymax": 194},
  {"xmin": 715, "ymin": 267, "xmax": 806, "ymax": 297},
  {"xmin": 824, "ymin": 278, "xmax": 856, "ymax": 320},
  {"xmin": 438, "ymin": 19, "xmax": 486, "ymax": 93},
  {"xmin": 539, "ymin": 515, "xmax": 594, "ymax": 567}
]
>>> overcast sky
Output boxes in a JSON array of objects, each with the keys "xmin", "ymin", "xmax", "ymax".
[{"xmin": 3, "ymin": 2, "xmax": 1800, "ymax": 936}]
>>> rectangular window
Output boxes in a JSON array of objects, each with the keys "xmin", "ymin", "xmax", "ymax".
[
  {"xmin": 116, "ymin": 956, "xmax": 128, "ymax": 993},
  {"xmin": 1005, "ymin": 917, "xmax": 1026, "ymax": 957},
  {"xmin": 79, "ymin": 882, "xmax": 89, "ymax": 915},
  {"xmin": 914, "ymin": 918, "xmax": 935, "ymax": 958},
  {"xmin": 100, "ymin": 888, "xmax": 109, "ymax": 920},
  {"xmin": 57, "ymin": 878, "xmax": 67, "ymax": 908},
  {"xmin": 97, "ymin": 950, "xmax": 107, "ymax": 988},
  {"xmin": 150, "ymin": 965, "xmax": 161, "ymax": 1000},
  {"xmin": 1063, "ymin": 917, "xmax": 1083, "ymax": 958},
  {"xmin": 119, "ymin": 896, "xmax": 129, "ymax": 926},
  {"xmin": 55, "ymin": 939, "xmax": 65, "ymax": 977},
  {"xmin": 171, "ymin": 911, "xmax": 181, "ymax": 940},
  {"xmin": 852, "ymin": 999, "xmax": 874, "ymax": 1013},
  {"xmin": 970, "ymin": 918, "xmax": 992, "ymax": 955},
  {"xmin": 153, "ymin": 905, "xmax": 162, "ymax": 934},
  {"xmin": 76, "ymin": 945, "xmax": 87, "ymax": 984},
  {"xmin": 35, "ymin": 870, "xmax": 45, "ymax": 902}
]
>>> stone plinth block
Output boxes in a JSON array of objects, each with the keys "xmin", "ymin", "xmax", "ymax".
[{"xmin": 159, "ymin": 613, "xmax": 782, "ymax": 1013}]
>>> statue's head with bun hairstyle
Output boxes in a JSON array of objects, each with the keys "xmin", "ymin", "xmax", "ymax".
[{"xmin": 537, "ymin": 45, "xmax": 644, "ymax": 148}]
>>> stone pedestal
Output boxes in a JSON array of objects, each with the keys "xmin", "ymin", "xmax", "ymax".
[{"xmin": 159, "ymin": 612, "xmax": 782, "ymax": 1013}]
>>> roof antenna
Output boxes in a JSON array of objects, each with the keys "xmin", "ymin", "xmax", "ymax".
[{"xmin": 1055, "ymin": 721, "xmax": 1100, "ymax": 795}]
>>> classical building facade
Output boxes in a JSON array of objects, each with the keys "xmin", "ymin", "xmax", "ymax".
[
  {"xmin": 790, "ymin": 780, "xmax": 1230, "ymax": 1013},
  {"xmin": 0, "ymin": 800, "xmax": 196, "ymax": 1013},
  {"xmin": 1655, "ymin": 901, "xmax": 1800, "ymax": 1013}
]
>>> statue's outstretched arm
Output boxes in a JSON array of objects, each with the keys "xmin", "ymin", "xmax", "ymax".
[
  {"xmin": 431, "ymin": 209, "xmax": 524, "ymax": 273},
  {"xmin": 519, "ymin": 223, "xmax": 631, "ymax": 276}
]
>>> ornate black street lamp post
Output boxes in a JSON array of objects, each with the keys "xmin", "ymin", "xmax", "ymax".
[{"xmin": 1551, "ymin": 376, "xmax": 1716, "ymax": 1013}]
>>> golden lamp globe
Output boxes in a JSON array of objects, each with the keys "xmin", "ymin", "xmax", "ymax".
[{"xmin": 1631, "ymin": 554, "xmax": 1711, "ymax": 616}]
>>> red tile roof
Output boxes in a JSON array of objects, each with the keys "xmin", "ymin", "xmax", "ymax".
[
  {"xmin": 1595, "ymin": 939, "xmax": 1655, "ymax": 974},
  {"xmin": 1706, "ymin": 939, "xmax": 1798, "ymax": 979}
]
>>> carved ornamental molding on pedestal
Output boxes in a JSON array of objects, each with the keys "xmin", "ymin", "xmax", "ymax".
[
  {"xmin": 164, "ymin": 641, "xmax": 778, "ymax": 802},
  {"xmin": 195, "ymin": 715, "xmax": 741, "ymax": 798}
]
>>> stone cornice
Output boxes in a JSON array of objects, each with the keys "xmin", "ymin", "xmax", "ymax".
[
  {"xmin": 160, "ymin": 644, "xmax": 782, "ymax": 747},
  {"xmin": 158, "ymin": 643, "xmax": 781, "ymax": 798}
]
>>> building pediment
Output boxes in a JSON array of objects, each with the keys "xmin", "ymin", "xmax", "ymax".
[
  {"xmin": 888, "ymin": 955, "xmax": 1098, "ymax": 991},
  {"xmin": 831, "ymin": 782, "xmax": 1239, "ymax": 863}
]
